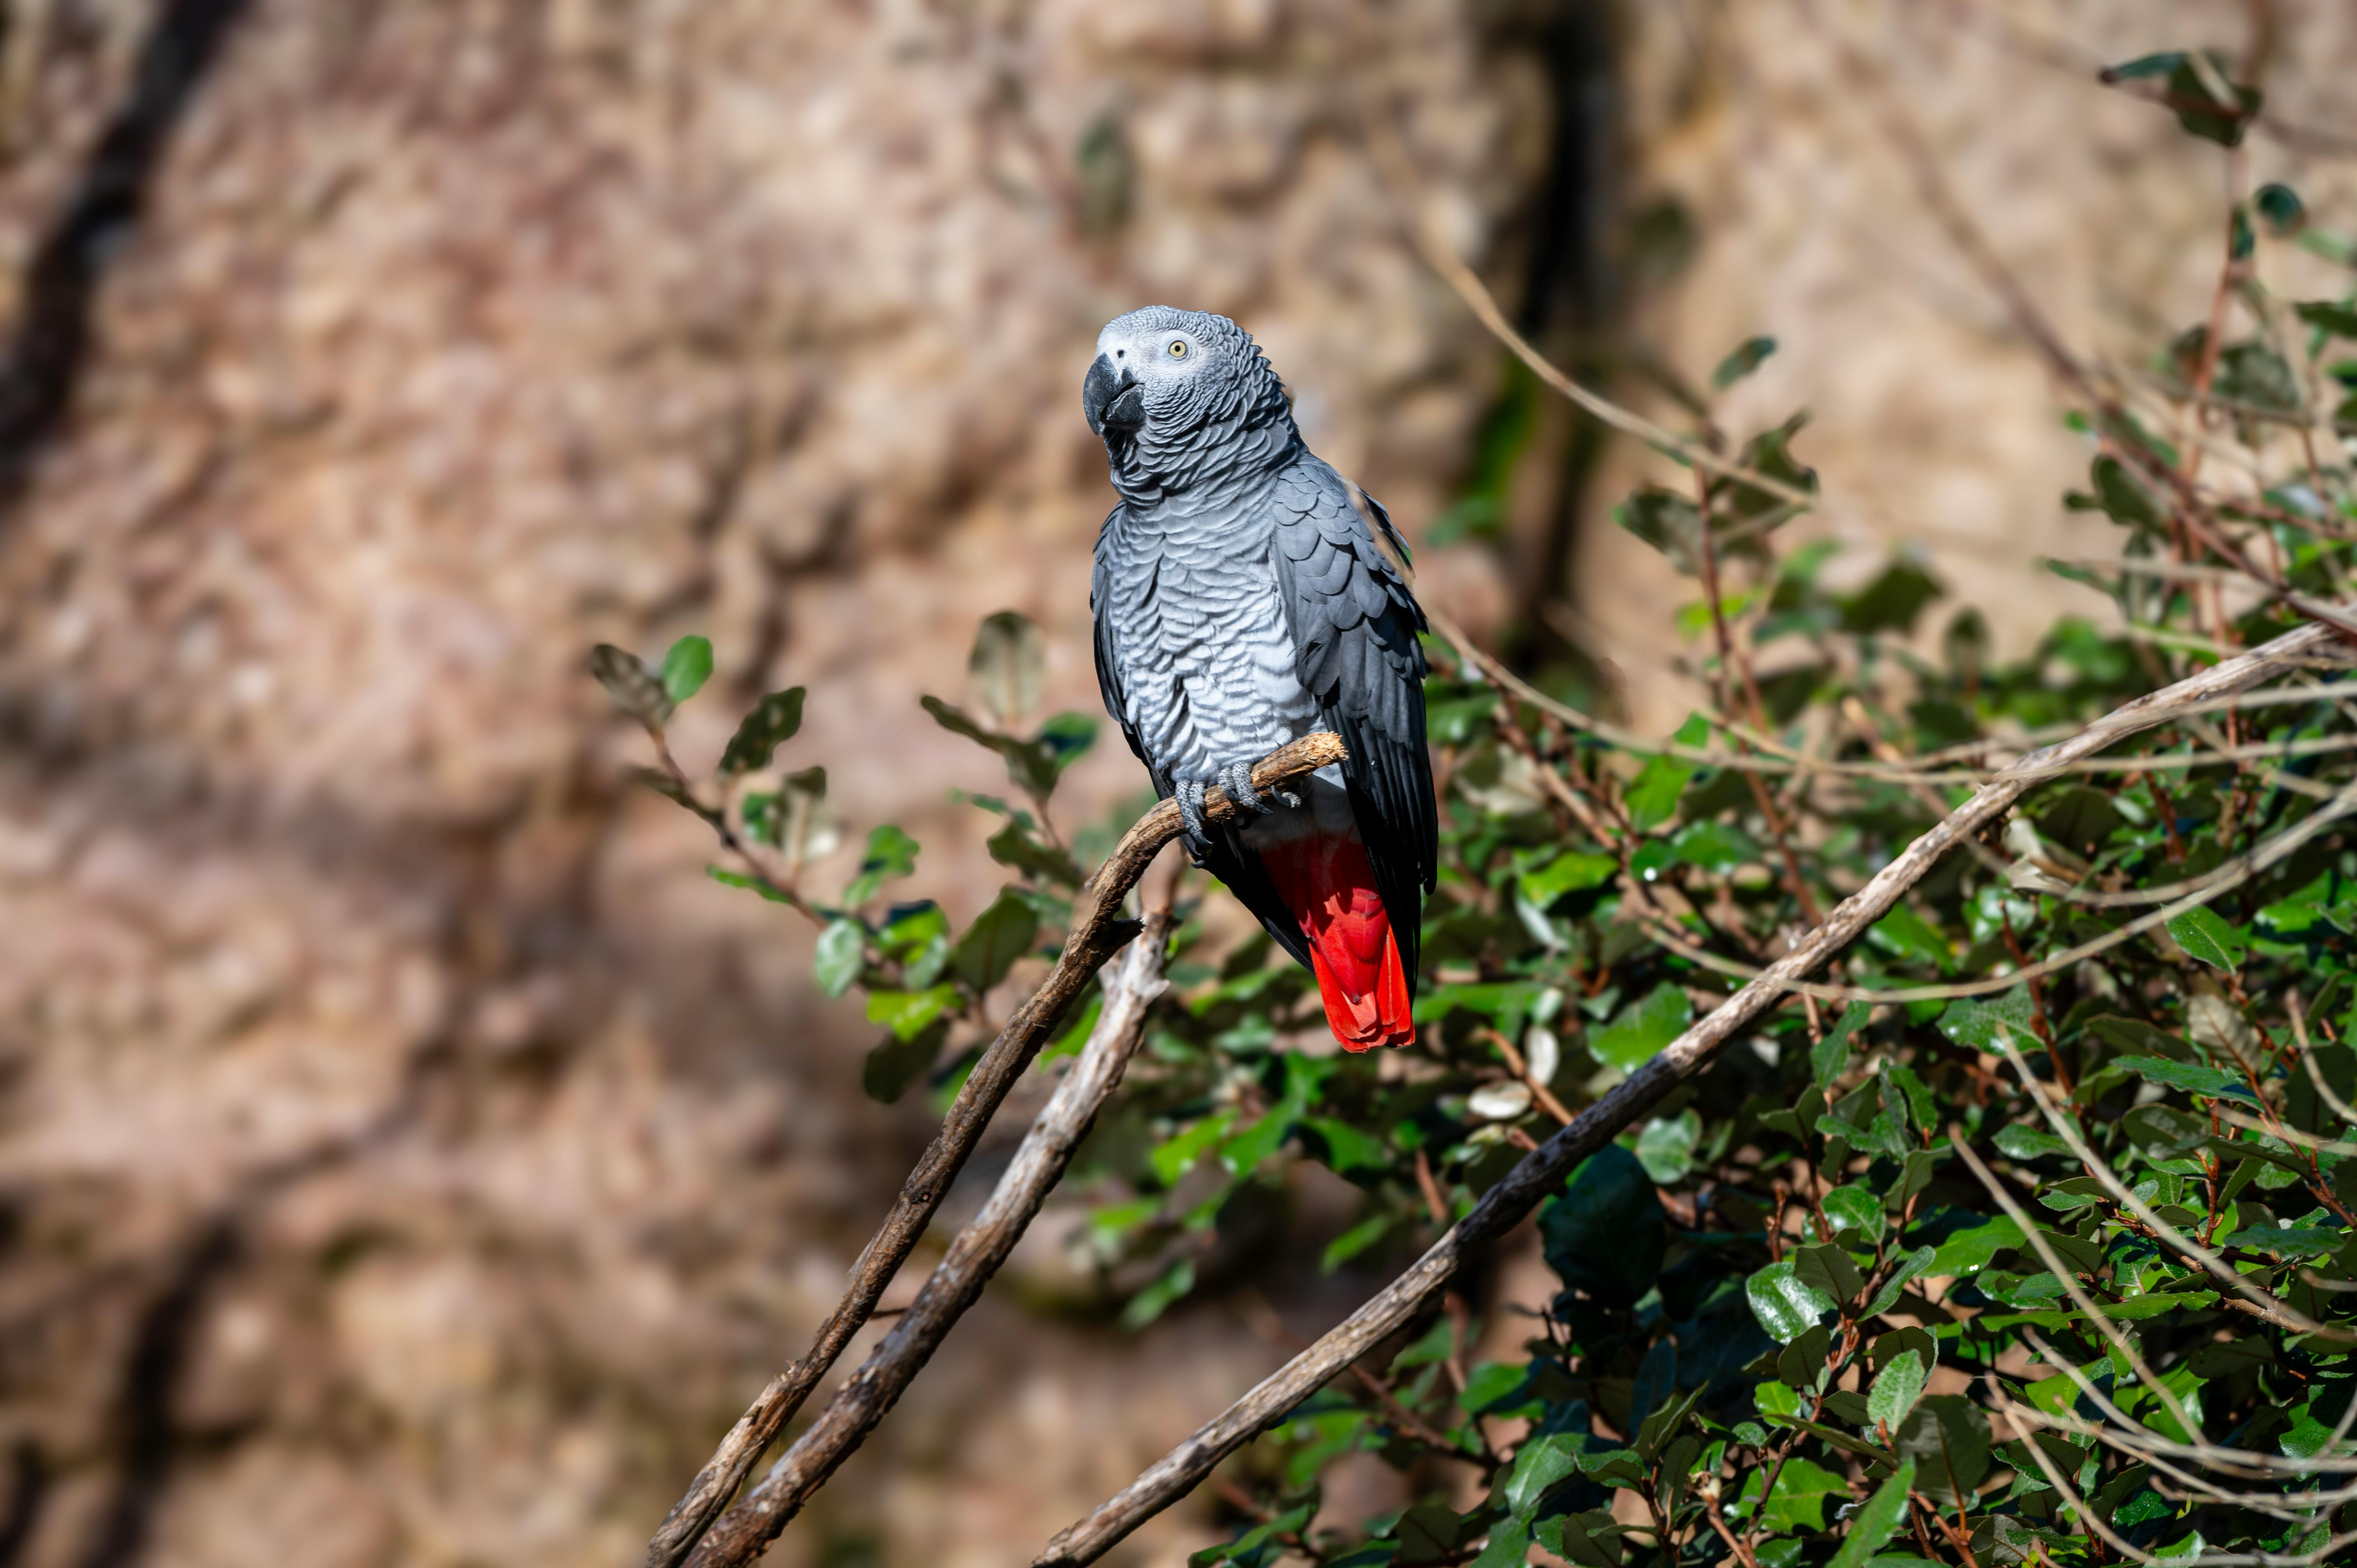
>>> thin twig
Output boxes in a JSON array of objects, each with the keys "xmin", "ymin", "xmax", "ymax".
[
  {"xmin": 1032, "ymin": 618, "xmax": 2345, "ymax": 1568},
  {"xmin": 644, "ymin": 733, "xmax": 1346, "ymax": 1568},
  {"xmin": 1632, "ymin": 781, "xmax": 2357, "ymax": 1003},
  {"xmin": 682, "ymin": 905, "xmax": 1180, "ymax": 1567}
]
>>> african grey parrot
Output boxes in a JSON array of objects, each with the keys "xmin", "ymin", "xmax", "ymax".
[{"xmin": 1083, "ymin": 306, "xmax": 1435, "ymax": 1051}]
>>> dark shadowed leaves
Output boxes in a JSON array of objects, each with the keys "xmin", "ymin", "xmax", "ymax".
[
  {"xmin": 1894, "ymin": 1396, "xmax": 1991, "ymax": 1502},
  {"xmin": 1824, "ymin": 1460, "xmax": 1915, "ymax": 1568},
  {"xmin": 950, "ymin": 888, "xmax": 1041, "ymax": 992},
  {"xmin": 2297, "ymin": 300, "xmax": 2357, "ymax": 339},
  {"xmin": 987, "ymin": 818, "xmax": 1083, "ymax": 887},
  {"xmin": 590, "ymin": 643, "xmax": 673, "ymax": 729},
  {"xmin": 1541, "ymin": 1145, "xmax": 1666, "ymax": 1303},
  {"xmin": 1836, "ymin": 558, "xmax": 1942, "ymax": 636},
  {"xmin": 1713, "ymin": 335, "xmax": 1778, "ymax": 388},
  {"xmin": 720, "ymin": 687, "xmax": 806, "ymax": 775},
  {"xmin": 2102, "ymin": 51, "xmax": 2262, "ymax": 146},
  {"xmin": 862, "ymin": 1017, "xmax": 949, "ymax": 1104}
]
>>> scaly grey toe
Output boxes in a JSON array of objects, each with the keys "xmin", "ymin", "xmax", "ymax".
[{"xmin": 1218, "ymin": 760, "xmax": 1268, "ymax": 814}]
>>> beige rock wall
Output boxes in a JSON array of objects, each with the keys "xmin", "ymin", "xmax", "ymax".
[
  {"xmin": 0, "ymin": 3, "xmax": 1545, "ymax": 1565},
  {"xmin": 1572, "ymin": 0, "xmax": 2357, "ymax": 727}
]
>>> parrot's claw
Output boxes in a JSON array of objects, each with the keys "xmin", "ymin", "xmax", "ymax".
[
  {"xmin": 1174, "ymin": 779, "xmax": 1212, "ymax": 862},
  {"xmin": 1217, "ymin": 761, "xmax": 1271, "ymax": 816}
]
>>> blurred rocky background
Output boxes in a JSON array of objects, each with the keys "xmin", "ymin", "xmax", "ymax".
[{"xmin": 0, "ymin": 1, "xmax": 2346, "ymax": 1565}]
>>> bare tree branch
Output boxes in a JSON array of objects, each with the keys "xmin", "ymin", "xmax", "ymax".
[
  {"xmin": 645, "ymin": 731, "xmax": 1345, "ymax": 1568},
  {"xmin": 683, "ymin": 905, "xmax": 1177, "ymax": 1566},
  {"xmin": 1034, "ymin": 614, "xmax": 2349, "ymax": 1568}
]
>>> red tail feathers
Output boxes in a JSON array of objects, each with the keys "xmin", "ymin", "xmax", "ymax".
[{"xmin": 1258, "ymin": 835, "xmax": 1413, "ymax": 1052}]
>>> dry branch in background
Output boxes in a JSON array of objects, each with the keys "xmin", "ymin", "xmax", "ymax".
[
  {"xmin": 1034, "ymin": 613, "xmax": 2350, "ymax": 1567},
  {"xmin": 647, "ymin": 733, "xmax": 1344, "ymax": 1568},
  {"xmin": 684, "ymin": 906, "xmax": 1177, "ymax": 1568}
]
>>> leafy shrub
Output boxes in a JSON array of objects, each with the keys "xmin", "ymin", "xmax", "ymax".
[{"xmin": 599, "ymin": 50, "xmax": 2357, "ymax": 1568}]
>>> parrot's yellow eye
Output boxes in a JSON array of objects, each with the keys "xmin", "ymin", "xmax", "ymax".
[{"xmin": 1168, "ymin": 339, "xmax": 1188, "ymax": 359}]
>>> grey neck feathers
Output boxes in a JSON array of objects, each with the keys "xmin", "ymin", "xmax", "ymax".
[{"xmin": 1104, "ymin": 355, "xmax": 1300, "ymax": 512}]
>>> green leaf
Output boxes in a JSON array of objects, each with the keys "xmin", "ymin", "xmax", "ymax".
[
  {"xmin": 866, "ymin": 984, "xmax": 958, "ymax": 1041},
  {"xmin": 1624, "ymin": 714, "xmax": 1711, "ymax": 831},
  {"xmin": 2255, "ymin": 182, "xmax": 2305, "ymax": 235},
  {"xmin": 1152, "ymin": 1109, "xmax": 1237, "ymax": 1187},
  {"xmin": 1669, "ymin": 819, "xmax": 1757, "ymax": 873},
  {"xmin": 814, "ymin": 918, "xmax": 865, "ymax": 998},
  {"xmin": 1894, "ymin": 1396, "xmax": 1991, "ymax": 1503},
  {"xmin": 1633, "ymin": 1111, "xmax": 1701, "ymax": 1183},
  {"xmin": 1747, "ymin": 1260, "xmax": 1836, "ymax": 1344},
  {"xmin": 1496, "ymin": 1432, "xmax": 1578, "ymax": 1518},
  {"xmin": 1412, "ymin": 982, "xmax": 1550, "ymax": 1039},
  {"xmin": 1825, "ymin": 1460, "xmax": 1915, "ymax": 1568},
  {"xmin": 2167, "ymin": 906, "xmax": 2248, "ymax": 971},
  {"xmin": 1466, "ymin": 1518, "xmax": 1530, "ymax": 1568},
  {"xmin": 1616, "ymin": 489, "xmax": 1703, "ymax": 575},
  {"xmin": 1304, "ymin": 1116, "xmax": 1390, "ymax": 1174},
  {"xmin": 948, "ymin": 888, "xmax": 1040, "ymax": 992},
  {"xmin": 1813, "ymin": 1001, "xmax": 1872, "ymax": 1091},
  {"xmin": 1458, "ymin": 1360, "xmax": 1533, "ymax": 1415},
  {"xmin": 2111, "ymin": 1054, "xmax": 2256, "ymax": 1101},
  {"xmin": 705, "ymin": 865, "xmax": 793, "ymax": 903},
  {"xmin": 843, "ymin": 824, "xmax": 921, "ymax": 906},
  {"xmin": 986, "ymin": 818, "xmax": 1083, "ymax": 887},
  {"xmin": 1868, "ymin": 1349, "xmax": 1928, "ymax": 1433},
  {"xmin": 2103, "ymin": 51, "xmax": 2261, "ymax": 146},
  {"xmin": 1793, "ymin": 1243, "xmax": 1864, "ymax": 1308},
  {"xmin": 1590, "ymin": 983, "xmax": 1693, "ymax": 1072},
  {"xmin": 862, "ymin": 1018, "xmax": 948, "ymax": 1104},
  {"xmin": 1837, "ymin": 558, "xmax": 1942, "ymax": 636},
  {"xmin": 1521, "ymin": 849, "xmax": 1617, "ymax": 906},
  {"xmin": 719, "ymin": 687, "xmax": 806, "ymax": 775},
  {"xmin": 660, "ymin": 635, "xmax": 714, "ymax": 704},
  {"xmin": 590, "ymin": 643, "xmax": 673, "ymax": 729},
  {"xmin": 921, "ymin": 694, "xmax": 1090, "ymax": 797},
  {"xmin": 1936, "ymin": 988, "xmax": 2035, "ymax": 1052},
  {"xmin": 1191, "ymin": 1500, "xmax": 1316, "ymax": 1568},
  {"xmin": 1822, "ymin": 1185, "xmax": 1882, "ymax": 1236},
  {"xmin": 1541, "ymin": 1145, "xmax": 1666, "ymax": 1302},
  {"xmin": 1712, "ymin": 334, "xmax": 1778, "ymax": 388},
  {"xmin": 1122, "ymin": 1257, "xmax": 1195, "ymax": 1329},
  {"xmin": 1867, "ymin": 904, "xmax": 1951, "ymax": 973},
  {"xmin": 1864, "ymin": 1245, "xmax": 1936, "ymax": 1318},
  {"xmin": 1320, "ymin": 1212, "xmax": 1392, "ymax": 1274},
  {"xmin": 1754, "ymin": 1456, "xmax": 1848, "ymax": 1532},
  {"xmin": 2296, "ymin": 299, "xmax": 2357, "ymax": 339},
  {"xmin": 1993, "ymin": 1123, "xmax": 2068, "ymax": 1160},
  {"xmin": 1217, "ymin": 1108, "xmax": 1297, "ymax": 1175}
]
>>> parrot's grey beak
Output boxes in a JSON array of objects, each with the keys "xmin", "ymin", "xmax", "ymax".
[{"xmin": 1084, "ymin": 353, "xmax": 1145, "ymax": 436}]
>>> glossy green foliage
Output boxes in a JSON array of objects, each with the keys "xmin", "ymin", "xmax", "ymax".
[{"xmin": 598, "ymin": 131, "xmax": 2357, "ymax": 1561}]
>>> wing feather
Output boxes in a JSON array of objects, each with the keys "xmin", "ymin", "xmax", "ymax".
[{"xmin": 1269, "ymin": 462, "xmax": 1437, "ymax": 989}]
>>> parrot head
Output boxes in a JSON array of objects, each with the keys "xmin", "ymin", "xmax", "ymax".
[{"xmin": 1082, "ymin": 306, "xmax": 1292, "ymax": 457}]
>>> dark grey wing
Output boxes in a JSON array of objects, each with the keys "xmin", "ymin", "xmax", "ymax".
[
  {"xmin": 1090, "ymin": 505, "xmax": 1151, "ymax": 772},
  {"xmin": 1270, "ymin": 460, "xmax": 1436, "ymax": 987}
]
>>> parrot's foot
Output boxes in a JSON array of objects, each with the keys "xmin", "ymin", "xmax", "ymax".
[
  {"xmin": 1173, "ymin": 779, "xmax": 1213, "ymax": 863},
  {"xmin": 1217, "ymin": 759, "xmax": 1300, "ymax": 814}
]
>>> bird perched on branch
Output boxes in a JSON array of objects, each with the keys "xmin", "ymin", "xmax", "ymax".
[{"xmin": 1083, "ymin": 306, "xmax": 1436, "ymax": 1051}]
